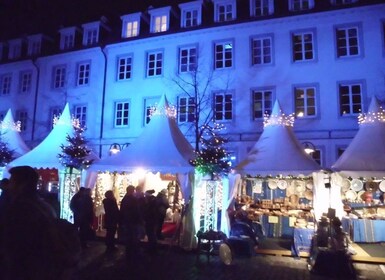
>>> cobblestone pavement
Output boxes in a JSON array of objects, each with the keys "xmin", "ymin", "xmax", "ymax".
[{"xmin": 70, "ymin": 241, "xmax": 385, "ymax": 280}]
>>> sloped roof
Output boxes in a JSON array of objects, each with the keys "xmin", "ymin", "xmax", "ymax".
[
  {"xmin": 332, "ymin": 96, "xmax": 385, "ymax": 178},
  {"xmin": 89, "ymin": 94, "xmax": 195, "ymax": 174},
  {"xmin": 235, "ymin": 100, "xmax": 321, "ymax": 176},
  {"xmin": 0, "ymin": 109, "xmax": 30, "ymax": 157},
  {"xmin": 8, "ymin": 103, "xmax": 74, "ymax": 169}
]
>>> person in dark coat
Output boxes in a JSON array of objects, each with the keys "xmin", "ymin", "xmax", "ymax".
[
  {"xmin": 143, "ymin": 189, "xmax": 158, "ymax": 254},
  {"xmin": 70, "ymin": 187, "xmax": 94, "ymax": 249},
  {"xmin": 102, "ymin": 190, "xmax": 119, "ymax": 252},
  {"xmin": 155, "ymin": 189, "xmax": 170, "ymax": 240},
  {"xmin": 120, "ymin": 185, "xmax": 142, "ymax": 260}
]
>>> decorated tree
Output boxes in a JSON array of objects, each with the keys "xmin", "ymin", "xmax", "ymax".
[
  {"xmin": 58, "ymin": 124, "xmax": 93, "ymax": 172},
  {"xmin": 0, "ymin": 140, "xmax": 14, "ymax": 167}
]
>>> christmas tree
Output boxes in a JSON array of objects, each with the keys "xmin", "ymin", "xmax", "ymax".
[
  {"xmin": 0, "ymin": 140, "xmax": 14, "ymax": 167},
  {"xmin": 58, "ymin": 124, "xmax": 93, "ymax": 171}
]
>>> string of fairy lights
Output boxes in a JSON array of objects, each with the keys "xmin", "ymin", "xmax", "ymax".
[
  {"xmin": 358, "ymin": 106, "xmax": 385, "ymax": 124},
  {"xmin": 264, "ymin": 111, "xmax": 295, "ymax": 127}
]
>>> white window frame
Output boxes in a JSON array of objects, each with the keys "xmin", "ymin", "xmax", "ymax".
[
  {"xmin": 179, "ymin": 1, "xmax": 202, "ymax": 28},
  {"xmin": 59, "ymin": 27, "xmax": 77, "ymax": 50},
  {"xmin": 214, "ymin": 0, "xmax": 236, "ymax": 22},
  {"xmin": 251, "ymin": 35, "xmax": 273, "ymax": 65},
  {"xmin": 214, "ymin": 41, "xmax": 233, "ymax": 69},
  {"xmin": 292, "ymin": 31, "xmax": 315, "ymax": 61},
  {"xmin": 144, "ymin": 97, "xmax": 160, "ymax": 125},
  {"xmin": 146, "ymin": 51, "xmax": 163, "ymax": 77},
  {"xmin": 0, "ymin": 74, "xmax": 12, "ymax": 95},
  {"xmin": 8, "ymin": 39, "xmax": 22, "ymax": 60},
  {"xmin": 117, "ymin": 55, "xmax": 133, "ymax": 81},
  {"xmin": 214, "ymin": 92, "xmax": 233, "ymax": 121},
  {"xmin": 16, "ymin": 110, "xmax": 28, "ymax": 131},
  {"xmin": 74, "ymin": 105, "xmax": 87, "ymax": 127},
  {"xmin": 52, "ymin": 65, "xmax": 66, "ymax": 89},
  {"xmin": 77, "ymin": 62, "xmax": 90, "ymax": 86},
  {"xmin": 335, "ymin": 25, "xmax": 361, "ymax": 58},
  {"xmin": 250, "ymin": 0, "xmax": 274, "ymax": 17},
  {"xmin": 289, "ymin": 0, "xmax": 314, "ymax": 11},
  {"xmin": 338, "ymin": 82, "xmax": 363, "ymax": 116},
  {"xmin": 121, "ymin": 13, "xmax": 141, "ymax": 38},
  {"xmin": 294, "ymin": 86, "xmax": 317, "ymax": 118},
  {"xmin": 148, "ymin": 7, "xmax": 171, "ymax": 33},
  {"xmin": 178, "ymin": 96, "xmax": 196, "ymax": 123},
  {"xmin": 27, "ymin": 35, "xmax": 42, "ymax": 56},
  {"xmin": 179, "ymin": 46, "xmax": 197, "ymax": 73},
  {"xmin": 252, "ymin": 89, "xmax": 273, "ymax": 120},
  {"xmin": 19, "ymin": 71, "xmax": 32, "ymax": 94},
  {"xmin": 114, "ymin": 101, "xmax": 130, "ymax": 127}
]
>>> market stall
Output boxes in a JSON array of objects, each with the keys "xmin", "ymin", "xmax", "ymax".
[
  {"xmin": 234, "ymin": 100, "xmax": 322, "ymax": 241},
  {"xmin": 332, "ymin": 96, "xmax": 385, "ymax": 243},
  {"xmin": 88, "ymin": 94, "xmax": 197, "ymax": 248}
]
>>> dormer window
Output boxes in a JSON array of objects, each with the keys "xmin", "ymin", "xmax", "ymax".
[
  {"xmin": 250, "ymin": 0, "xmax": 274, "ymax": 17},
  {"xmin": 148, "ymin": 7, "xmax": 171, "ymax": 33},
  {"xmin": 213, "ymin": 0, "xmax": 236, "ymax": 22},
  {"xmin": 121, "ymin": 13, "xmax": 141, "ymax": 38},
  {"xmin": 82, "ymin": 22, "xmax": 100, "ymax": 46},
  {"xmin": 8, "ymin": 39, "xmax": 22, "ymax": 60},
  {"xmin": 331, "ymin": 0, "xmax": 358, "ymax": 5},
  {"xmin": 26, "ymin": 34, "xmax": 42, "ymax": 56},
  {"xmin": 289, "ymin": 0, "xmax": 314, "ymax": 11},
  {"xmin": 59, "ymin": 27, "xmax": 78, "ymax": 50},
  {"xmin": 179, "ymin": 1, "xmax": 203, "ymax": 28}
]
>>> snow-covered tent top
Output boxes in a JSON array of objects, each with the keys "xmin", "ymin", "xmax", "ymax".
[
  {"xmin": 332, "ymin": 96, "xmax": 385, "ymax": 178},
  {"xmin": 0, "ymin": 109, "xmax": 30, "ymax": 157},
  {"xmin": 235, "ymin": 100, "xmax": 321, "ymax": 176},
  {"xmin": 8, "ymin": 103, "xmax": 75, "ymax": 169},
  {"xmin": 89, "ymin": 94, "xmax": 195, "ymax": 174}
]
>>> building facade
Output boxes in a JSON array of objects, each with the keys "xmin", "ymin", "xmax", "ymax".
[{"xmin": 0, "ymin": 0, "xmax": 384, "ymax": 169}]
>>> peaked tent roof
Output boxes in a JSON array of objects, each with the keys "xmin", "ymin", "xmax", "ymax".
[
  {"xmin": 332, "ymin": 96, "xmax": 385, "ymax": 178},
  {"xmin": 89, "ymin": 94, "xmax": 195, "ymax": 174},
  {"xmin": 0, "ymin": 109, "xmax": 30, "ymax": 157},
  {"xmin": 8, "ymin": 103, "xmax": 74, "ymax": 169},
  {"xmin": 235, "ymin": 100, "xmax": 321, "ymax": 176}
]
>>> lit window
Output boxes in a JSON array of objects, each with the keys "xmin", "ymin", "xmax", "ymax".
[
  {"xmin": 214, "ymin": 92, "xmax": 233, "ymax": 121},
  {"xmin": 115, "ymin": 102, "xmax": 129, "ymax": 127},
  {"xmin": 74, "ymin": 105, "xmax": 87, "ymax": 127},
  {"xmin": 52, "ymin": 65, "xmax": 66, "ymax": 89},
  {"xmin": 179, "ymin": 46, "xmax": 197, "ymax": 73},
  {"xmin": 251, "ymin": 36, "xmax": 272, "ymax": 65},
  {"xmin": 117, "ymin": 55, "xmax": 133, "ymax": 80},
  {"xmin": 294, "ymin": 86, "xmax": 316, "ymax": 117},
  {"xmin": 251, "ymin": 0, "xmax": 274, "ymax": 16},
  {"xmin": 124, "ymin": 21, "xmax": 138, "ymax": 37},
  {"xmin": 214, "ymin": 42, "xmax": 233, "ymax": 69},
  {"xmin": 154, "ymin": 15, "xmax": 168, "ymax": 33},
  {"xmin": 0, "ymin": 74, "xmax": 12, "ymax": 95},
  {"xmin": 292, "ymin": 32, "xmax": 314, "ymax": 61},
  {"xmin": 16, "ymin": 110, "xmax": 28, "ymax": 131},
  {"xmin": 178, "ymin": 97, "xmax": 195, "ymax": 123},
  {"xmin": 77, "ymin": 62, "xmax": 90, "ymax": 86},
  {"xmin": 336, "ymin": 26, "xmax": 360, "ymax": 57},
  {"xmin": 19, "ymin": 71, "xmax": 32, "ymax": 94},
  {"xmin": 339, "ymin": 83, "xmax": 362, "ymax": 116},
  {"xmin": 147, "ymin": 51, "xmax": 163, "ymax": 77},
  {"xmin": 252, "ymin": 89, "xmax": 273, "ymax": 119}
]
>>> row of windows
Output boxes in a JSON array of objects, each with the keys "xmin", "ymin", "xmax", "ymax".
[{"xmin": 0, "ymin": 71, "xmax": 32, "ymax": 95}]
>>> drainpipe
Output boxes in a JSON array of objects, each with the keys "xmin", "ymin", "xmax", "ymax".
[
  {"xmin": 99, "ymin": 47, "xmax": 108, "ymax": 158},
  {"xmin": 31, "ymin": 58, "xmax": 40, "ymax": 142}
]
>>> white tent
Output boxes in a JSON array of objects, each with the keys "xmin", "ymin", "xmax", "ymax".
[
  {"xmin": 89, "ymin": 94, "xmax": 195, "ymax": 174},
  {"xmin": 0, "ymin": 109, "xmax": 30, "ymax": 157},
  {"xmin": 8, "ymin": 103, "xmax": 74, "ymax": 169},
  {"xmin": 332, "ymin": 96, "xmax": 385, "ymax": 178},
  {"xmin": 236, "ymin": 100, "xmax": 321, "ymax": 176}
]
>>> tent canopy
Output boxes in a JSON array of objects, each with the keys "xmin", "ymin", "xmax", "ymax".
[
  {"xmin": 236, "ymin": 100, "xmax": 321, "ymax": 176},
  {"xmin": 0, "ymin": 109, "xmax": 30, "ymax": 157},
  {"xmin": 8, "ymin": 103, "xmax": 95, "ymax": 170},
  {"xmin": 89, "ymin": 94, "xmax": 195, "ymax": 174},
  {"xmin": 332, "ymin": 97, "xmax": 385, "ymax": 178}
]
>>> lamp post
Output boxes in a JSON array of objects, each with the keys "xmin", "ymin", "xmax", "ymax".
[
  {"xmin": 302, "ymin": 141, "xmax": 316, "ymax": 154},
  {"xmin": 109, "ymin": 143, "xmax": 130, "ymax": 155}
]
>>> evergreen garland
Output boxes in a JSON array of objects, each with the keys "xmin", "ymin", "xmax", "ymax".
[{"xmin": 58, "ymin": 125, "xmax": 93, "ymax": 171}]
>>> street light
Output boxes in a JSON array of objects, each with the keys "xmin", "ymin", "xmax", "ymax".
[
  {"xmin": 109, "ymin": 143, "xmax": 130, "ymax": 154},
  {"xmin": 302, "ymin": 141, "xmax": 316, "ymax": 154}
]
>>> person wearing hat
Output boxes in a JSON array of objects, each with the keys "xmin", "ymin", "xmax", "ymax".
[{"xmin": 155, "ymin": 189, "xmax": 170, "ymax": 240}]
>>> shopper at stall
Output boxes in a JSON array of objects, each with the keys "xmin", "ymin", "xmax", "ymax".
[
  {"xmin": 102, "ymin": 190, "xmax": 120, "ymax": 252},
  {"xmin": 120, "ymin": 185, "xmax": 142, "ymax": 260},
  {"xmin": 155, "ymin": 189, "xmax": 170, "ymax": 240},
  {"xmin": 143, "ymin": 189, "xmax": 158, "ymax": 254}
]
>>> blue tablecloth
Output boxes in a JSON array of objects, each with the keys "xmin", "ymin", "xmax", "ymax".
[
  {"xmin": 291, "ymin": 228, "xmax": 314, "ymax": 257},
  {"xmin": 260, "ymin": 215, "xmax": 294, "ymax": 238},
  {"xmin": 342, "ymin": 218, "xmax": 385, "ymax": 242}
]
